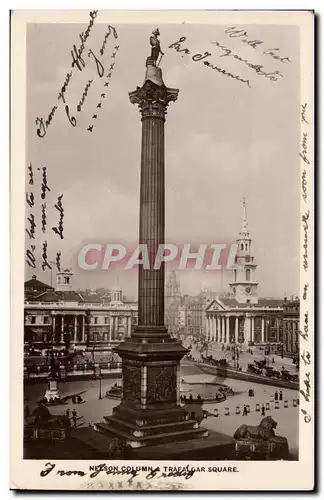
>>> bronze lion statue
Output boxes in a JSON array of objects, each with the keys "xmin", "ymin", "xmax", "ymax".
[{"xmin": 233, "ymin": 416, "xmax": 278, "ymax": 441}]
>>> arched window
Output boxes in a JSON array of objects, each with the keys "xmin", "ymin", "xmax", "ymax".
[
  {"xmin": 234, "ymin": 270, "xmax": 237, "ymax": 281},
  {"xmin": 245, "ymin": 243, "xmax": 248, "ymax": 250},
  {"xmin": 241, "ymin": 243, "xmax": 244, "ymax": 250},
  {"xmin": 246, "ymin": 269, "xmax": 251, "ymax": 281}
]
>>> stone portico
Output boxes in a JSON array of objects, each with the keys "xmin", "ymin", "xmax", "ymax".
[{"xmin": 206, "ymin": 300, "xmax": 283, "ymax": 346}]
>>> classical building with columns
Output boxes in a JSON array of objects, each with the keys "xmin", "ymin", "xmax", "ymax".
[
  {"xmin": 205, "ymin": 199, "xmax": 285, "ymax": 347},
  {"xmin": 24, "ymin": 270, "xmax": 138, "ymax": 350}
]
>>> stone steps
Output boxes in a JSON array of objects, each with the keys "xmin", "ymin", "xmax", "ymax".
[
  {"xmin": 103, "ymin": 414, "xmax": 199, "ymax": 434},
  {"xmin": 94, "ymin": 420, "xmax": 208, "ymax": 447}
]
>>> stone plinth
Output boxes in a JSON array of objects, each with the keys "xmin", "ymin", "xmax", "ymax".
[
  {"xmin": 44, "ymin": 379, "xmax": 60, "ymax": 402},
  {"xmin": 98, "ymin": 337, "xmax": 209, "ymax": 448}
]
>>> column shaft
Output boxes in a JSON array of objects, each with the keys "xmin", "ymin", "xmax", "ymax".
[
  {"xmin": 61, "ymin": 316, "xmax": 64, "ymax": 342},
  {"xmin": 261, "ymin": 317, "xmax": 265, "ymax": 342},
  {"xmin": 52, "ymin": 315, "xmax": 56, "ymax": 343},
  {"xmin": 109, "ymin": 315, "xmax": 113, "ymax": 342},
  {"xmin": 235, "ymin": 316, "xmax": 239, "ymax": 343},
  {"xmin": 138, "ymin": 116, "xmax": 165, "ymax": 327},
  {"xmin": 82, "ymin": 316, "xmax": 85, "ymax": 342},
  {"xmin": 74, "ymin": 316, "xmax": 77, "ymax": 342}
]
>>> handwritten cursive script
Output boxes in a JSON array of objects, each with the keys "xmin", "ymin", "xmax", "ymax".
[
  {"xmin": 169, "ymin": 37, "xmax": 251, "ymax": 88},
  {"xmin": 211, "ymin": 39, "xmax": 283, "ymax": 82},
  {"xmin": 224, "ymin": 27, "xmax": 291, "ymax": 64},
  {"xmin": 301, "ymin": 210, "xmax": 310, "ymax": 271}
]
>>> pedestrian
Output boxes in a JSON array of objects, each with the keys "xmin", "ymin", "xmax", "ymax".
[
  {"xmin": 275, "ymin": 391, "xmax": 278, "ymax": 401},
  {"xmin": 261, "ymin": 404, "xmax": 265, "ymax": 416},
  {"xmin": 279, "ymin": 390, "xmax": 283, "ymax": 401},
  {"xmin": 272, "ymin": 357, "xmax": 275, "ymax": 364},
  {"xmin": 243, "ymin": 405, "xmax": 248, "ymax": 416},
  {"xmin": 24, "ymin": 404, "xmax": 30, "ymax": 418},
  {"xmin": 72, "ymin": 409, "xmax": 77, "ymax": 427},
  {"xmin": 189, "ymin": 394, "xmax": 193, "ymax": 402},
  {"xmin": 66, "ymin": 409, "xmax": 70, "ymax": 419}
]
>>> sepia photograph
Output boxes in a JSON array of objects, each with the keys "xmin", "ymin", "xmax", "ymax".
[{"xmin": 10, "ymin": 9, "xmax": 314, "ymax": 490}]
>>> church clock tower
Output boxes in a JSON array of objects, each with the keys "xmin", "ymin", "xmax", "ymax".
[{"xmin": 229, "ymin": 197, "xmax": 259, "ymax": 304}]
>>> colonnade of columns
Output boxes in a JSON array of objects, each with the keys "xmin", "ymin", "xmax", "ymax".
[
  {"xmin": 206, "ymin": 315, "xmax": 266, "ymax": 344},
  {"xmin": 52, "ymin": 314, "xmax": 86, "ymax": 343},
  {"xmin": 51, "ymin": 313, "xmax": 133, "ymax": 344},
  {"xmin": 109, "ymin": 315, "xmax": 132, "ymax": 340}
]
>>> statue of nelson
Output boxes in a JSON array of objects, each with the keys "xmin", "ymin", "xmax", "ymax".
[{"xmin": 150, "ymin": 28, "xmax": 164, "ymax": 65}]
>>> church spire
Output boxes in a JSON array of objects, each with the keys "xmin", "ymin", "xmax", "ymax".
[
  {"xmin": 239, "ymin": 195, "xmax": 250, "ymax": 239},
  {"xmin": 228, "ymin": 197, "xmax": 259, "ymax": 304}
]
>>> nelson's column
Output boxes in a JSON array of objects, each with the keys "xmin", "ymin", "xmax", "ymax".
[{"xmin": 95, "ymin": 30, "xmax": 210, "ymax": 452}]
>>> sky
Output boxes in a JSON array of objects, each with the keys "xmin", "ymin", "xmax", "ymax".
[{"xmin": 25, "ymin": 17, "xmax": 300, "ymax": 298}]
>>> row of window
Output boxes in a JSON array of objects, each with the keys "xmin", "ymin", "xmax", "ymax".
[
  {"xmin": 284, "ymin": 322, "xmax": 300, "ymax": 331},
  {"xmin": 92, "ymin": 316, "xmax": 136, "ymax": 324},
  {"xmin": 27, "ymin": 315, "xmax": 137, "ymax": 325},
  {"xmin": 29, "ymin": 316, "xmax": 50, "ymax": 324}
]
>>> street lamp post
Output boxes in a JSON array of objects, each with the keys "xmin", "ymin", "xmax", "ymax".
[
  {"xmin": 98, "ymin": 366, "xmax": 102, "ymax": 400},
  {"xmin": 232, "ymin": 345, "xmax": 239, "ymax": 370}
]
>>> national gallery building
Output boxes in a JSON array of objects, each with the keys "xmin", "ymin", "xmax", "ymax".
[{"xmin": 24, "ymin": 269, "xmax": 138, "ymax": 351}]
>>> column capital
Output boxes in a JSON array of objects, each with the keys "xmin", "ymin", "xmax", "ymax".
[{"xmin": 129, "ymin": 80, "xmax": 179, "ymax": 121}]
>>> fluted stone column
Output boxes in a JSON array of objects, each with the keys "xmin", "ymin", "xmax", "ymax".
[
  {"xmin": 109, "ymin": 315, "xmax": 113, "ymax": 342},
  {"xmin": 226, "ymin": 316, "xmax": 230, "ymax": 344},
  {"xmin": 52, "ymin": 315, "xmax": 56, "ymax": 342},
  {"xmin": 207, "ymin": 317, "xmax": 211, "ymax": 341},
  {"xmin": 251, "ymin": 316, "xmax": 255, "ymax": 342},
  {"xmin": 82, "ymin": 316, "xmax": 85, "ymax": 342},
  {"xmin": 74, "ymin": 316, "xmax": 78, "ymax": 343},
  {"xmin": 212, "ymin": 317, "xmax": 215, "ymax": 342},
  {"xmin": 129, "ymin": 73, "xmax": 178, "ymax": 338},
  {"xmin": 222, "ymin": 316, "xmax": 226, "ymax": 343},
  {"xmin": 235, "ymin": 316, "xmax": 239, "ymax": 343},
  {"xmin": 128, "ymin": 316, "xmax": 132, "ymax": 337},
  {"xmin": 60, "ymin": 316, "xmax": 64, "ymax": 343}
]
